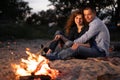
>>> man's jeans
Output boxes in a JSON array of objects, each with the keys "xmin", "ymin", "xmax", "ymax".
[{"xmin": 58, "ymin": 46, "xmax": 106, "ymax": 59}]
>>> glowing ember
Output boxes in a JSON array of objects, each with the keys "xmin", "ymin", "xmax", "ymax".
[{"xmin": 12, "ymin": 50, "xmax": 59, "ymax": 80}]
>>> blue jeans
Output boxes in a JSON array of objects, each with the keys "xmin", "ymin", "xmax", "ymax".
[
  {"xmin": 49, "ymin": 30, "xmax": 73, "ymax": 52},
  {"xmin": 57, "ymin": 46, "xmax": 106, "ymax": 59}
]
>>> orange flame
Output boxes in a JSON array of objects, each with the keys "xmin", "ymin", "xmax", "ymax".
[{"xmin": 12, "ymin": 50, "xmax": 59, "ymax": 80}]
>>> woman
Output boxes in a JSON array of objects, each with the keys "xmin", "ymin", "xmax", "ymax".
[{"xmin": 45, "ymin": 10, "xmax": 89, "ymax": 54}]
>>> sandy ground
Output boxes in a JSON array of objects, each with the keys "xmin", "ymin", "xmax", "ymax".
[
  {"xmin": 0, "ymin": 39, "xmax": 51, "ymax": 80},
  {"xmin": 0, "ymin": 39, "xmax": 120, "ymax": 80}
]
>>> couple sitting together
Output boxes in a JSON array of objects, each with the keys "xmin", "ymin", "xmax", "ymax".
[{"xmin": 42, "ymin": 5, "xmax": 110, "ymax": 60}]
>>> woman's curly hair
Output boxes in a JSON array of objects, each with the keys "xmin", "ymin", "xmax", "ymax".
[{"xmin": 64, "ymin": 9, "xmax": 85, "ymax": 36}]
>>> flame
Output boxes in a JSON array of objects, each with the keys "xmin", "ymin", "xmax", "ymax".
[{"xmin": 12, "ymin": 50, "xmax": 59, "ymax": 80}]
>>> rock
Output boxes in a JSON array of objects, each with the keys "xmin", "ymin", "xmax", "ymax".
[
  {"xmin": 110, "ymin": 51, "xmax": 120, "ymax": 57},
  {"xmin": 111, "ymin": 42, "xmax": 120, "ymax": 51},
  {"xmin": 109, "ymin": 42, "xmax": 120, "ymax": 57}
]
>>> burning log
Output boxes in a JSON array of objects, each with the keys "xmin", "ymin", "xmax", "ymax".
[
  {"xmin": 19, "ymin": 60, "xmax": 52, "ymax": 80},
  {"xmin": 19, "ymin": 75, "xmax": 51, "ymax": 80},
  {"xmin": 12, "ymin": 51, "xmax": 59, "ymax": 80},
  {"xmin": 32, "ymin": 60, "xmax": 45, "ymax": 75}
]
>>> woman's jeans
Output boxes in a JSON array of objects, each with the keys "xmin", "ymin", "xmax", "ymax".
[
  {"xmin": 49, "ymin": 40, "xmax": 73, "ymax": 52},
  {"xmin": 49, "ymin": 30, "xmax": 73, "ymax": 52}
]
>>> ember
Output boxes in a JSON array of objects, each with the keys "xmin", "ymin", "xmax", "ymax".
[{"xmin": 11, "ymin": 50, "xmax": 59, "ymax": 80}]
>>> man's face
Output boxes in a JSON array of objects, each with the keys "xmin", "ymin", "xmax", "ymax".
[{"xmin": 83, "ymin": 9, "xmax": 96, "ymax": 23}]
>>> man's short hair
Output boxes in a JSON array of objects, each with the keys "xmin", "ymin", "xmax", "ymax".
[{"xmin": 83, "ymin": 4, "xmax": 96, "ymax": 13}]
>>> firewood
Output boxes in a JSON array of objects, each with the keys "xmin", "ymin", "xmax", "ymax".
[{"xmin": 19, "ymin": 75, "xmax": 51, "ymax": 80}]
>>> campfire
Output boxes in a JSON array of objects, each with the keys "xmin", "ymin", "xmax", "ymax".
[{"xmin": 12, "ymin": 49, "xmax": 59, "ymax": 80}]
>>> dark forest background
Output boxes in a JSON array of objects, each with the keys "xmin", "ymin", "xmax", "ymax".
[{"xmin": 0, "ymin": 0, "xmax": 120, "ymax": 41}]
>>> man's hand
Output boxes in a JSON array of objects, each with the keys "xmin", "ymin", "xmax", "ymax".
[
  {"xmin": 71, "ymin": 43, "xmax": 79, "ymax": 50},
  {"xmin": 71, "ymin": 43, "xmax": 90, "ymax": 50}
]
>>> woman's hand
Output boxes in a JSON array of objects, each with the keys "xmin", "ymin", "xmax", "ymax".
[{"xmin": 54, "ymin": 35, "xmax": 62, "ymax": 40}]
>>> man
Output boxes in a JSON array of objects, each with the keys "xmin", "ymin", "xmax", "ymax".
[{"xmin": 45, "ymin": 6, "xmax": 110, "ymax": 60}]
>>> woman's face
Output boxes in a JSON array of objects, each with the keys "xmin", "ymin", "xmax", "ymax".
[{"xmin": 74, "ymin": 14, "xmax": 83, "ymax": 26}]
